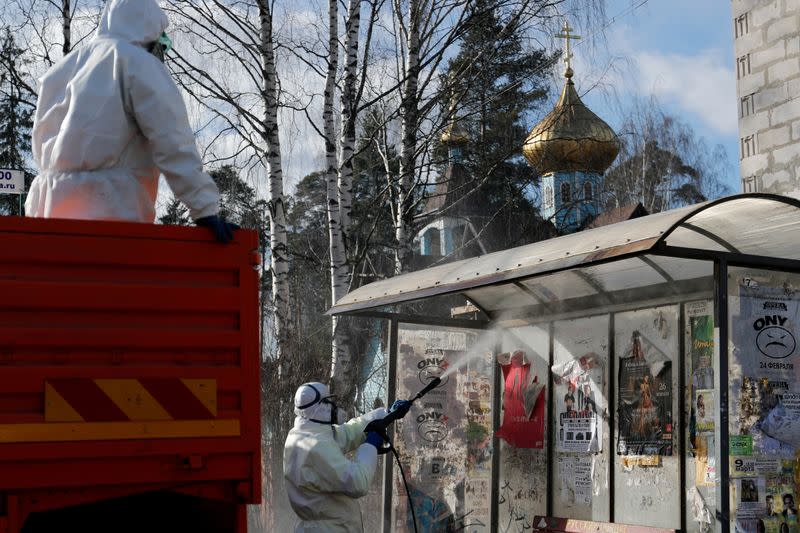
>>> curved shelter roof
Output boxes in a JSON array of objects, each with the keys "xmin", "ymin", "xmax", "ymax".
[{"xmin": 329, "ymin": 194, "xmax": 800, "ymax": 317}]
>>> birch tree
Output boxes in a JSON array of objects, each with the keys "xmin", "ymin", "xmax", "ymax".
[
  {"xmin": 605, "ymin": 97, "xmax": 731, "ymax": 213},
  {"xmin": 164, "ymin": 1, "xmax": 290, "ymax": 359},
  {"xmin": 328, "ymin": 0, "xmax": 386, "ymax": 400}
]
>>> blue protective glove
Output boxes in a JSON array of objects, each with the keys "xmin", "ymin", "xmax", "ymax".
[
  {"xmin": 195, "ymin": 215, "xmax": 239, "ymax": 244},
  {"xmin": 389, "ymin": 399, "xmax": 413, "ymax": 419},
  {"xmin": 365, "ymin": 430, "xmax": 385, "ymax": 450}
]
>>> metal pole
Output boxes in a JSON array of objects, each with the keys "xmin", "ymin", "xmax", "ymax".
[
  {"xmin": 679, "ymin": 304, "xmax": 687, "ymax": 533},
  {"xmin": 713, "ymin": 260, "xmax": 730, "ymax": 533},
  {"xmin": 608, "ymin": 313, "xmax": 615, "ymax": 522},
  {"xmin": 546, "ymin": 321, "xmax": 555, "ymax": 518},
  {"xmin": 382, "ymin": 318, "xmax": 398, "ymax": 533},
  {"xmin": 490, "ymin": 334, "xmax": 501, "ymax": 533}
]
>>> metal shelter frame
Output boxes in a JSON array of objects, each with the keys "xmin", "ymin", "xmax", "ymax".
[{"xmin": 330, "ymin": 194, "xmax": 800, "ymax": 533}]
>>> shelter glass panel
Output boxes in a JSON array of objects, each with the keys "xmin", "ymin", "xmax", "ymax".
[
  {"xmin": 685, "ymin": 299, "xmax": 718, "ymax": 533},
  {"xmin": 727, "ymin": 268, "xmax": 800, "ymax": 533},
  {"xmin": 496, "ymin": 325, "xmax": 550, "ymax": 530},
  {"xmin": 392, "ymin": 323, "xmax": 494, "ymax": 532},
  {"xmin": 550, "ymin": 315, "xmax": 611, "ymax": 521},
  {"xmin": 613, "ymin": 305, "xmax": 681, "ymax": 529}
]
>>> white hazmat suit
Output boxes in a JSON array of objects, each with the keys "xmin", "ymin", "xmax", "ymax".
[
  {"xmin": 283, "ymin": 382, "xmax": 387, "ymax": 532},
  {"xmin": 25, "ymin": 0, "xmax": 220, "ymax": 223}
]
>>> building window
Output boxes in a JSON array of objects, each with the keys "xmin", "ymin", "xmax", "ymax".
[
  {"xmin": 742, "ymin": 175, "xmax": 760, "ymax": 193},
  {"xmin": 740, "ymin": 134, "xmax": 756, "ymax": 160},
  {"xmin": 422, "ymin": 228, "xmax": 441, "ymax": 256},
  {"xmin": 740, "ymin": 93, "xmax": 755, "ymax": 118},
  {"xmin": 734, "ymin": 12, "xmax": 749, "ymax": 38},
  {"xmin": 583, "ymin": 182, "xmax": 593, "ymax": 201},
  {"xmin": 561, "ymin": 182, "xmax": 571, "ymax": 203},
  {"xmin": 737, "ymin": 54, "xmax": 751, "ymax": 79},
  {"xmin": 543, "ymin": 185, "xmax": 553, "ymax": 208}
]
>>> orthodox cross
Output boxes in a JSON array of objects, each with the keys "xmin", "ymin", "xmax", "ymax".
[{"xmin": 556, "ymin": 21, "xmax": 581, "ymax": 73}]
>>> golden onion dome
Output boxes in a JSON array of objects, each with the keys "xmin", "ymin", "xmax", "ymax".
[
  {"xmin": 441, "ymin": 119, "xmax": 468, "ymax": 146},
  {"xmin": 523, "ymin": 67, "xmax": 620, "ymax": 175}
]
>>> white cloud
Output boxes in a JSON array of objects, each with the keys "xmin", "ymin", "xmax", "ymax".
[{"xmin": 634, "ymin": 50, "xmax": 738, "ymax": 135}]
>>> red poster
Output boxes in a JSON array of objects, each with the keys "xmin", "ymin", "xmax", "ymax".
[{"xmin": 496, "ymin": 351, "xmax": 545, "ymax": 448}]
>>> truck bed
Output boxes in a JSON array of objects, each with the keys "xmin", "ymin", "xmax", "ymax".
[{"xmin": 0, "ymin": 217, "xmax": 261, "ymax": 533}]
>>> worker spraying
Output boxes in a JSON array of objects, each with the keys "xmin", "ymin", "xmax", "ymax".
[
  {"xmin": 283, "ymin": 378, "xmax": 441, "ymax": 532},
  {"xmin": 25, "ymin": 0, "xmax": 237, "ymax": 243}
]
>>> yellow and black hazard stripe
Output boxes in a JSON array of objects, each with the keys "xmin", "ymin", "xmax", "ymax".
[{"xmin": 0, "ymin": 378, "xmax": 240, "ymax": 444}]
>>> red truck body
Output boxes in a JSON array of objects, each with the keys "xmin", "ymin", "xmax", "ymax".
[{"xmin": 0, "ymin": 217, "xmax": 261, "ymax": 533}]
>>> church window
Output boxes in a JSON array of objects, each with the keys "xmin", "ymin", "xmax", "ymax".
[
  {"xmin": 561, "ymin": 182, "xmax": 571, "ymax": 203},
  {"xmin": 583, "ymin": 182, "xmax": 593, "ymax": 201},
  {"xmin": 422, "ymin": 228, "xmax": 441, "ymax": 256},
  {"xmin": 543, "ymin": 185, "xmax": 553, "ymax": 208}
]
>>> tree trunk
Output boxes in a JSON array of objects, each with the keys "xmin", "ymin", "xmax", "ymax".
[
  {"xmin": 257, "ymin": 0, "xmax": 290, "ymax": 361},
  {"xmin": 61, "ymin": 0, "xmax": 71, "ymax": 55},
  {"xmin": 329, "ymin": 0, "xmax": 361, "ymax": 399},
  {"xmin": 395, "ymin": 0, "xmax": 420, "ymax": 275}
]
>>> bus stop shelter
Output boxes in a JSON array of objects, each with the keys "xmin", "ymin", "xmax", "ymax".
[{"xmin": 329, "ymin": 194, "xmax": 800, "ymax": 533}]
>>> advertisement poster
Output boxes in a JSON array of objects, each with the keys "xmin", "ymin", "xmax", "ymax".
[
  {"xmin": 762, "ymin": 393, "xmax": 800, "ymax": 447},
  {"xmin": 556, "ymin": 456, "xmax": 593, "ymax": 506},
  {"xmin": 736, "ymin": 477, "xmax": 767, "ymax": 519},
  {"xmin": 763, "ymin": 477, "xmax": 800, "ymax": 533},
  {"xmin": 731, "ymin": 284, "xmax": 799, "ymax": 440},
  {"xmin": 617, "ymin": 330, "xmax": 673, "ymax": 455},
  {"xmin": 688, "ymin": 301, "xmax": 715, "ymax": 391},
  {"xmin": 552, "ymin": 353, "xmax": 604, "ymax": 453},
  {"xmin": 696, "ymin": 389, "xmax": 715, "ymax": 434},
  {"xmin": 496, "ymin": 351, "xmax": 545, "ymax": 449},
  {"xmin": 394, "ymin": 325, "xmax": 493, "ymax": 532}
]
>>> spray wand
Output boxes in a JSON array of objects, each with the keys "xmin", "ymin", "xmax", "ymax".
[{"xmin": 363, "ymin": 376, "xmax": 441, "ymax": 454}]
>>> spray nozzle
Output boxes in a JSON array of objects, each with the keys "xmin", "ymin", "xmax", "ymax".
[{"xmin": 414, "ymin": 376, "xmax": 442, "ymax": 401}]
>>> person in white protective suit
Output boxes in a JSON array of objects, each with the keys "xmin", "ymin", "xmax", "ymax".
[
  {"xmin": 25, "ymin": 0, "xmax": 237, "ymax": 242},
  {"xmin": 283, "ymin": 382, "xmax": 412, "ymax": 532}
]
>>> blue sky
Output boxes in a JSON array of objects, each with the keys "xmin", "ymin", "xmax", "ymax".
[
  {"xmin": 265, "ymin": 0, "xmax": 740, "ymax": 194},
  {"xmin": 571, "ymin": 0, "xmax": 739, "ymax": 192}
]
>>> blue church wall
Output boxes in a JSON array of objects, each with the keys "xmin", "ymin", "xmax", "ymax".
[{"xmin": 541, "ymin": 170, "xmax": 603, "ymax": 233}]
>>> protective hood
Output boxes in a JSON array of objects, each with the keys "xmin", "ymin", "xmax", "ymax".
[
  {"xmin": 294, "ymin": 382, "xmax": 341, "ymax": 423},
  {"xmin": 96, "ymin": 0, "xmax": 168, "ymax": 47}
]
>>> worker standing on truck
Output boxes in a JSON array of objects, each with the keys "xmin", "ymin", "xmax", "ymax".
[
  {"xmin": 25, "ymin": 0, "xmax": 237, "ymax": 243},
  {"xmin": 283, "ymin": 382, "xmax": 412, "ymax": 532}
]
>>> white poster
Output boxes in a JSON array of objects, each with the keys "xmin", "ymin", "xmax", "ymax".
[
  {"xmin": 736, "ymin": 477, "xmax": 767, "ymax": 519},
  {"xmin": 552, "ymin": 353, "xmax": 603, "ymax": 453},
  {"xmin": 731, "ymin": 282, "xmax": 800, "ymax": 449},
  {"xmin": 557, "ymin": 456, "xmax": 593, "ymax": 505}
]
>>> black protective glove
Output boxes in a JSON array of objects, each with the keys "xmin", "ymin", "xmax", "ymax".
[
  {"xmin": 195, "ymin": 215, "xmax": 239, "ymax": 244},
  {"xmin": 389, "ymin": 400, "xmax": 413, "ymax": 419},
  {"xmin": 364, "ymin": 430, "xmax": 385, "ymax": 450}
]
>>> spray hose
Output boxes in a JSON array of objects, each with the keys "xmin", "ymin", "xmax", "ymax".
[{"xmin": 363, "ymin": 376, "xmax": 442, "ymax": 533}]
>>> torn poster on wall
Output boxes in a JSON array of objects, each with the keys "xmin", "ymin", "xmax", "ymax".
[
  {"xmin": 556, "ymin": 455, "xmax": 593, "ymax": 506},
  {"xmin": 496, "ymin": 351, "xmax": 545, "ymax": 449},
  {"xmin": 552, "ymin": 353, "xmax": 604, "ymax": 453},
  {"xmin": 617, "ymin": 330, "xmax": 673, "ymax": 456},
  {"xmin": 731, "ymin": 283, "xmax": 800, "ymax": 443}
]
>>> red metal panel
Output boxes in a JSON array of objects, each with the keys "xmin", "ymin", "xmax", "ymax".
[
  {"xmin": 532, "ymin": 516, "xmax": 676, "ymax": 533},
  {"xmin": 0, "ymin": 217, "xmax": 262, "ymax": 527}
]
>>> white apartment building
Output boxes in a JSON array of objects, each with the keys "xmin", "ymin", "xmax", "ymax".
[{"xmin": 732, "ymin": 0, "xmax": 800, "ymax": 196}]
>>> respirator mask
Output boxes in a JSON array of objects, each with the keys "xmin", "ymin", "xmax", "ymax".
[{"xmin": 149, "ymin": 32, "xmax": 173, "ymax": 62}]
